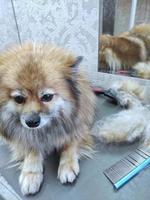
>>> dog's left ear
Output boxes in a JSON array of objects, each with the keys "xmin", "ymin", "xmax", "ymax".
[
  {"xmin": 70, "ymin": 56, "xmax": 83, "ymax": 75},
  {"xmin": 66, "ymin": 56, "xmax": 83, "ymax": 101}
]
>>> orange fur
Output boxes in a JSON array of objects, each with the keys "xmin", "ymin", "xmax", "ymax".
[{"xmin": 99, "ymin": 24, "xmax": 150, "ymax": 72}]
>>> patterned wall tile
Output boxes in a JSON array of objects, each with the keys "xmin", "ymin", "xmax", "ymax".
[
  {"xmin": 13, "ymin": 0, "xmax": 99, "ymax": 77},
  {"xmin": 0, "ymin": 0, "xmax": 19, "ymax": 51}
]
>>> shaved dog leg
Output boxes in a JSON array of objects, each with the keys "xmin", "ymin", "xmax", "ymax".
[
  {"xmin": 19, "ymin": 151, "xmax": 43, "ymax": 195},
  {"xmin": 58, "ymin": 140, "xmax": 80, "ymax": 184}
]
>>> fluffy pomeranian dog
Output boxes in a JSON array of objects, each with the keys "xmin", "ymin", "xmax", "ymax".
[
  {"xmin": 95, "ymin": 80, "xmax": 150, "ymax": 147},
  {"xmin": 0, "ymin": 43, "xmax": 95, "ymax": 195},
  {"xmin": 99, "ymin": 24, "xmax": 150, "ymax": 76}
]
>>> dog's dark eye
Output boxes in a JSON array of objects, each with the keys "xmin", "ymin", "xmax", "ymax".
[
  {"xmin": 41, "ymin": 94, "xmax": 54, "ymax": 102},
  {"xmin": 14, "ymin": 96, "xmax": 25, "ymax": 104}
]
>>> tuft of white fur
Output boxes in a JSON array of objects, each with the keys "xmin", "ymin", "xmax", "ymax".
[
  {"xmin": 105, "ymin": 48, "xmax": 121, "ymax": 72},
  {"xmin": 52, "ymin": 96, "xmax": 72, "ymax": 117},
  {"xmin": 38, "ymin": 88, "xmax": 55, "ymax": 97},
  {"xmin": 133, "ymin": 62, "xmax": 150, "ymax": 79},
  {"xmin": 10, "ymin": 90, "xmax": 24, "ymax": 97}
]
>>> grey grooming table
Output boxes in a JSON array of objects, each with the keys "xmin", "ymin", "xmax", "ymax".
[{"xmin": 0, "ymin": 97, "xmax": 149, "ymax": 200}]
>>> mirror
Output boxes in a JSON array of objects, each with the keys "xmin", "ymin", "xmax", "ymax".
[{"xmin": 98, "ymin": 0, "xmax": 150, "ymax": 79}]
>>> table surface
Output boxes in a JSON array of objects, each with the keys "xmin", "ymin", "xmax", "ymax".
[{"xmin": 0, "ymin": 96, "xmax": 149, "ymax": 200}]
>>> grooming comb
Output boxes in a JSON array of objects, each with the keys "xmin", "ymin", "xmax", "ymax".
[{"xmin": 104, "ymin": 148, "xmax": 150, "ymax": 189}]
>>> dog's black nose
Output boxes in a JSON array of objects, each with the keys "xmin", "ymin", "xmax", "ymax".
[{"xmin": 25, "ymin": 114, "xmax": 41, "ymax": 128}]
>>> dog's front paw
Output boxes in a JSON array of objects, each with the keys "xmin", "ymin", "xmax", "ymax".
[
  {"xmin": 58, "ymin": 160, "xmax": 79, "ymax": 184},
  {"xmin": 19, "ymin": 172, "xmax": 43, "ymax": 195}
]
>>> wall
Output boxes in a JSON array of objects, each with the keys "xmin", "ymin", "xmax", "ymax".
[{"xmin": 0, "ymin": 0, "xmax": 99, "ymax": 81}]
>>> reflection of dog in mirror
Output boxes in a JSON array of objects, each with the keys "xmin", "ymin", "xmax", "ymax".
[
  {"xmin": 95, "ymin": 80, "xmax": 150, "ymax": 148},
  {"xmin": 0, "ymin": 43, "xmax": 95, "ymax": 195},
  {"xmin": 99, "ymin": 24, "xmax": 150, "ymax": 78}
]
